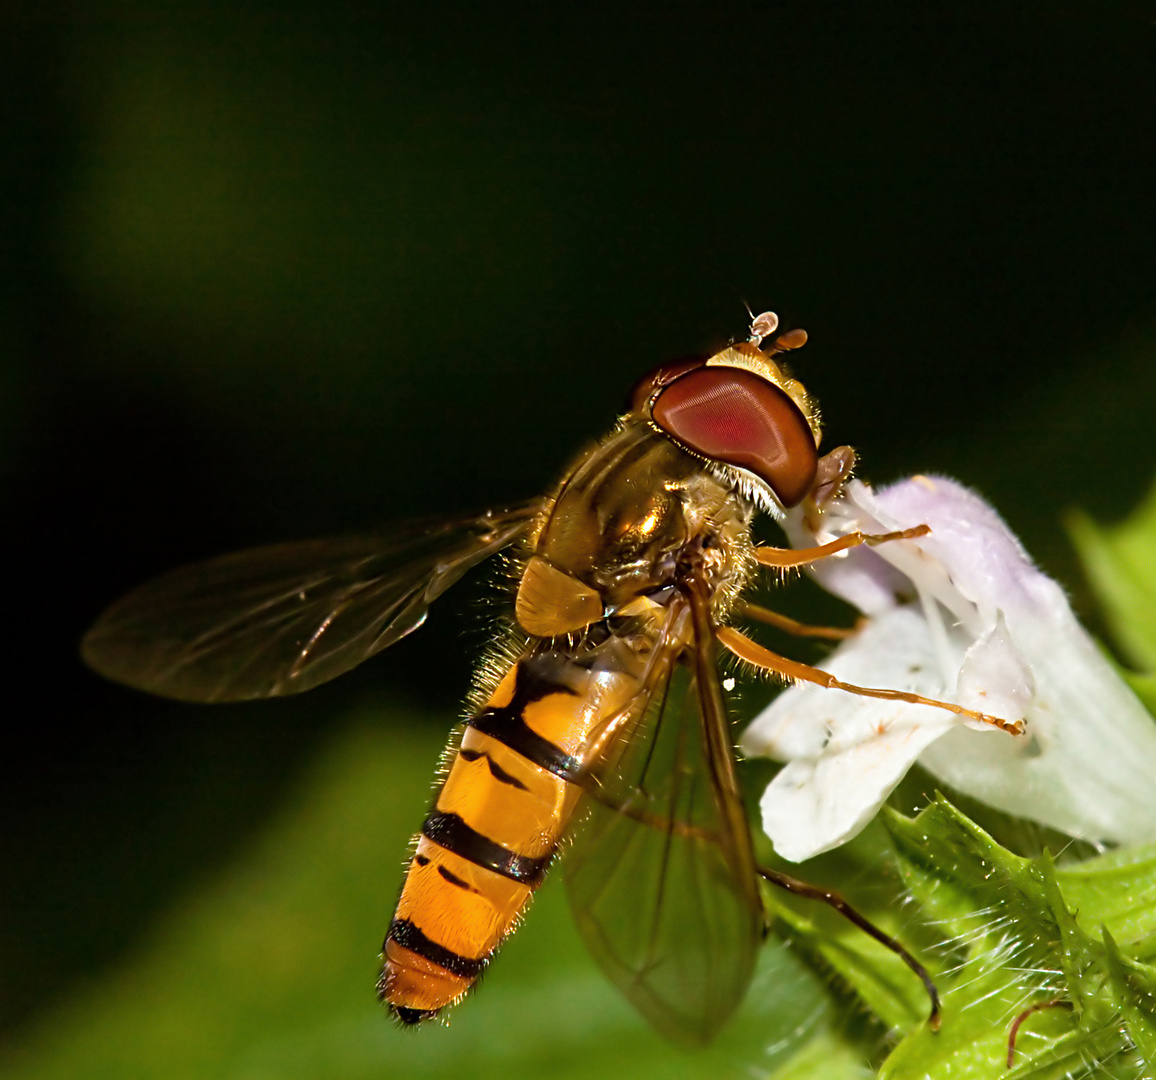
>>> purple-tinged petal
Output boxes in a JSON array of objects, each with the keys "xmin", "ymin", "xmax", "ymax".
[
  {"xmin": 742, "ymin": 607, "xmax": 958, "ymax": 860},
  {"xmin": 746, "ymin": 474, "xmax": 1156, "ymax": 861}
]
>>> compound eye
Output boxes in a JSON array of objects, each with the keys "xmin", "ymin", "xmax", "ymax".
[
  {"xmin": 650, "ymin": 367, "xmax": 818, "ymax": 508},
  {"xmin": 626, "ymin": 357, "xmax": 707, "ymax": 415}
]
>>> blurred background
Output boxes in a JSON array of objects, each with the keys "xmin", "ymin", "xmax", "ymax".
[{"xmin": 2, "ymin": 4, "xmax": 1155, "ymax": 1078}]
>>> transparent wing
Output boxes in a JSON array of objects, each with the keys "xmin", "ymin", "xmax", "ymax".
[
  {"xmin": 82, "ymin": 503, "xmax": 539, "ymax": 702},
  {"xmin": 563, "ymin": 605, "xmax": 765, "ymax": 1046}
]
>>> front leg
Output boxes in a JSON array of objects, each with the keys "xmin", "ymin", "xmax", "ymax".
[
  {"xmin": 716, "ymin": 625, "xmax": 1024, "ymax": 735},
  {"xmin": 754, "ymin": 524, "xmax": 931, "ymax": 570}
]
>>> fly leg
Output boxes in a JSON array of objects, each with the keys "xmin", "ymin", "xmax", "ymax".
[
  {"xmin": 757, "ymin": 864, "xmax": 942, "ymax": 1030},
  {"xmin": 753, "ymin": 524, "xmax": 930, "ymax": 570},
  {"xmin": 716, "ymin": 626, "xmax": 1024, "ymax": 735},
  {"xmin": 737, "ymin": 601, "xmax": 856, "ymax": 641}
]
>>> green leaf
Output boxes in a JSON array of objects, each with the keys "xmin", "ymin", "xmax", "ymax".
[
  {"xmin": 1067, "ymin": 484, "xmax": 1156, "ymax": 672},
  {"xmin": 767, "ymin": 1028, "xmax": 871, "ymax": 1080},
  {"xmin": 0, "ymin": 713, "xmax": 832, "ymax": 1080},
  {"xmin": 1124, "ymin": 672, "xmax": 1156, "ymax": 717},
  {"xmin": 1056, "ymin": 840, "xmax": 1156, "ymax": 945},
  {"xmin": 870, "ymin": 799, "xmax": 1156, "ymax": 1078},
  {"xmin": 1102, "ymin": 930, "xmax": 1156, "ymax": 1065},
  {"xmin": 757, "ymin": 813, "xmax": 942, "ymax": 1038}
]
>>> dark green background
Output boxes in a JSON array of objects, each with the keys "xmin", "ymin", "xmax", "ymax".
[{"xmin": 3, "ymin": 0, "xmax": 1155, "ymax": 1061}]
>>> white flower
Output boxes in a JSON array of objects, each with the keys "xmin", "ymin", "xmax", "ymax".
[{"xmin": 740, "ymin": 475, "xmax": 1156, "ymax": 863}]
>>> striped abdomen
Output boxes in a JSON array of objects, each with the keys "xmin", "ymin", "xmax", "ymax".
[{"xmin": 379, "ymin": 648, "xmax": 640, "ymax": 1021}]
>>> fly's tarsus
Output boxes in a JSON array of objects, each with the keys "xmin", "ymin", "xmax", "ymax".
[{"xmin": 757, "ymin": 864, "xmax": 942, "ymax": 1031}]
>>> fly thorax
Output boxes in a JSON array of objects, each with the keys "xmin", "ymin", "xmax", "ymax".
[
  {"xmin": 515, "ymin": 431, "xmax": 754, "ymax": 638},
  {"xmin": 514, "ymin": 489, "xmax": 689, "ymax": 640}
]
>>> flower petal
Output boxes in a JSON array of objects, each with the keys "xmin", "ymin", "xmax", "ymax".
[
  {"xmin": 954, "ymin": 614, "xmax": 1034, "ymax": 730},
  {"xmin": 742, "ymin": 607, "xmax": 959, "ymax": 861},
  {"xmin": 919, "ymin": 605, "xmax": 1156, "ymax": 843},
  {"xmin": 747, "ymin": 473, "xmax": 1156, "ymax": 861}
]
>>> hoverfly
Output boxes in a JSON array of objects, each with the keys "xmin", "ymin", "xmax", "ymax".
[{"xmin": 83, "ymin": 313, "xmax": 1013, "ymax": 1044}]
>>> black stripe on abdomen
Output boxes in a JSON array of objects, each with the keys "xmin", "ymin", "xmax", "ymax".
[
  {"xmin": 388, "ymin": 918, "xmax": 485, "ymax": 979},
  {"xmin": 468, "ymin": 655, "xmax": 584, "ymax": 782},
  {"xmin": 422, "ymin": 810, "xmax": 551, "ymax": 885},
  {"xmin": 436, "ymin": 864, "xmax": 475, "ymax": 890},
  {"xmin": 458, "ymin": 747, "xmax": 530, "ymax": 790}
]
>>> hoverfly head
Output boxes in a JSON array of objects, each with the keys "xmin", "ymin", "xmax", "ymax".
[{"xmin": 628, "ymin": 314, "xmax": 822, "ymax": 515}]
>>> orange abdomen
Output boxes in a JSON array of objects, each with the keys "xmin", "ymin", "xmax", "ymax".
[{"xmin": 378, "ymin": 649, "xmax": 637, "ymax": 1021}]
